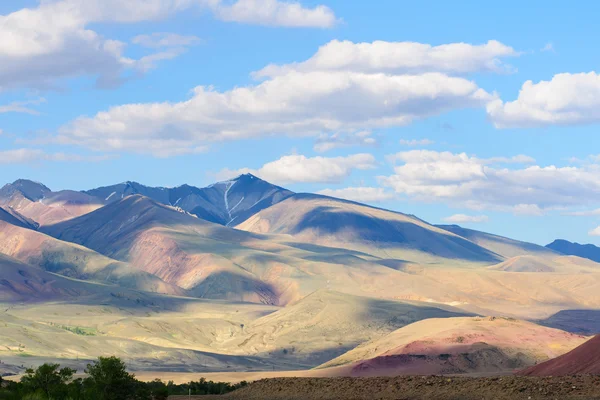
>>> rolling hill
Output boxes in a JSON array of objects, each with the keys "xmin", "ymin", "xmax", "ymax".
[
  {"xmin": 486, "ymin": 254, "xmax": 600, "ymax": 273},
  {"xmin": 229, "ymin": 290, "xmax": 471, "ymax": 366},
  {"xmin": 0, "ymin": 218, "xmax": 184, "ymax": 295},
  {"xmin": 235, "ymin": 193, "xmax": 502, "ymax": 264},
  {"xmin": 321, "ymin": 316, "xmax": 588, "ymax": 376},
  {"xmin": 0, "ymin": 252, "xmax": 107, "ymax": 302}
]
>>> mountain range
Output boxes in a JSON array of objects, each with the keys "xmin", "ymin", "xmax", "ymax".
[{"xmin": 2, "ymin": 174, "xmax": 600, "ymax": 379}]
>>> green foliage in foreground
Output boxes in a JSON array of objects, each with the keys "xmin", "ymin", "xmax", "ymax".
[{"xmin": 0, "ymin": 356, "xmax": 247, "ymax": 400}]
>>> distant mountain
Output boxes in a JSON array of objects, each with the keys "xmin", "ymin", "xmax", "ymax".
[
  {"xmin": 0, "ymin": 179, "xmax": 103, "ymax": 226},
  {"xmin": 436, "ymin": 224, "xmax": 556, "ymax": 259},
  {"xmin": 546, "ymin": 239, "xmax": 600, "ymax": 263},
  {"xmin": 42, "ymin": 195, "xmax": 285, "ymax": 303},
  {"xmin": 40, "ymin": 195, "xmax": 488, "ymax": 307},
  {"xmin": 236, "ymin": 193, "xmax": 502, "ymax": 264},
  {"xmin": 83, "ymin": 174, "xmax": 293, "ymax": 226},
  {"xmin": 0, "ymin": 179, "xmax": 50, "ymax": 202},
  {"xmin": 188, "ymin": 174, "xmax": 293, "ymax": 226}
]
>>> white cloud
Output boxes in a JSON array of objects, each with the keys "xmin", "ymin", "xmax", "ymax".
[
  {"xmin": 512, "ymin": 204, "xmax": 544, "ymax": 216},
  {"xmin": 212, "ymin": 0, "xmax": 337, "ymax": 28},
  {"xmin": 318, "ymin": 187, "xmax": 394, "ymax": 203},
  {"xmin": 219, "ymin": 153, "xmax": 376, "ymax": 184},
  {"xmin": 59, "ymin": 70, "xmax": 493, "ymax": 155},
  {"xmin": 566, "ymin": 208, "xmax": 600, "ymax": 216},
  {"xmin": 443, "ymin": 214, "xmax": 489, "ymax": 224},
  {"xmin": 590, "ymin": 226, "xmax": 600, "ymax": 236},
  {"xmin": 132, "ymin": 33, "xmax": 201, "ymax": 48},
  {"xmin": 313, "ymin": 130, "xmax": 377, "ymax": 152},
  {"xmin": 0, "ymin": 98, "xmax": 46, "ymax": 115},
  {"xmin": 0, "ymin": 0, "xmax": 194, "ymax": 90},
  {"xmin": 488, "ymin": 72, "xmax": 600, "ymax": 128},
  {"xmin": 0, "ymin": 148, "xmax": 112, "ymax": 164},
  {"xmin": 399, "ymin": 138, "xmax": 435, "ymax": 146},
  {"xmin": 380, "ymin": 150, "xmax": 600, "ymax": 213},
  {"xmin": 485, "ymin": 155, "xmax": 536, "ymax": 164},
  {"xmin": 254, "ymin": 39, "xmax": 519, "ymax": 79},
  {"xmin": 130, "ymin": 33, "xmax": 201, "ymax": 72},
  {"xmin": 541, "ymin": 42, "xmax": 555, "ymax": 52},
  {"xmin": 1, "ymin": 0, "xmax": 335, "ymax": 91}
]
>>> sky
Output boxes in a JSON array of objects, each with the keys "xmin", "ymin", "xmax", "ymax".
[{"xmin": 2, "ymin": 0, "xmax": 600, "ymax": 246}]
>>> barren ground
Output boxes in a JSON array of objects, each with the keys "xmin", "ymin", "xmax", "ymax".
[{"xmin": 172, "ymin": 376, "xmax": 600, "ymax": 400}]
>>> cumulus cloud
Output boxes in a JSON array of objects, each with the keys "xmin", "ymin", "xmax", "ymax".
[
  {"xmin": 45, "ymin": 36, "xmax": 524, "ymax": 156},
  {"xmin": 443, "ymin": 214, "xmax": 489, "ymax": 224},
  {"xmin": 590, "ymin": 226, "xmax": 600, "ymax": 236},
  {"xmin": 212, "ymin": 0, "xmax": 337, "ymax": 28},
  {"xmin": 1, "ymin": 0, "xmax": 336, "ymax": 91},
  {"xmin": 0, "ymin": 0, "xmax": 196, "ymax": 90},
  {"xmin": 59, "ymin": 70, "xmax": 493, "ymax": 155},
  {"xmin": 218, "ymin": 153, "xmax": 376, "ymax": 184},
  {"xmin": 380, "ymin": 150, "xmax": 600, "ymax": 213},
  {"xmin": 254, "ymin": 40, "xmax": 519, "ymax": 78},
  {"xmin": 313, "ymin": 130, "xmax": 377, "ymax": 152},
  {"xmin": 0, "ymin": 148, "xmax": 111, "ymax": 164},
  {"xmin": 317, "ymin": 187, "xmax": 394, "ymax": 203},
  {"xmin": 399, "ymin": 138, "xmax": 435, "ymax": 146},
  {"xmin": 488, "ymin": 72, "xmax": 600, "ymax": 128}
]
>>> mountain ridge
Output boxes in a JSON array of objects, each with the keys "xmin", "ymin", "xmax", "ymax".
[
  {"xmin": 82, "ymin": 173, "xmax": 293, "ymax": 226},
  {"xmin": 546, "ymin": 239, "xmax": 600, "ymax": 263}
]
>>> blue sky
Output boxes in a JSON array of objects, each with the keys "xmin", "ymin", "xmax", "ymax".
[{"xmin": 2, "ymin": 0, "xmax": 600, "ymax": 245}]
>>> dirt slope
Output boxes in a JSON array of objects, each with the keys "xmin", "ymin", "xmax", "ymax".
[
  {"xmin": 0, "ymin": 220, "xmax": 184, "ymax": 295},
  {"xmin": 519, "ymin": 335, "xmax": 600, "ymax": 376}
]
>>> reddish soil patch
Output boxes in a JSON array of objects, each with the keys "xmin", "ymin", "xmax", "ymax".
[{"xmin": 520, "ymin": 335, "xmax": 600, "ymax": 376}]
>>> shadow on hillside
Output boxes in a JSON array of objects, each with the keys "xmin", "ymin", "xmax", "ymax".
[
  {"xmin": 189, "ymin": 270, "xmax": 281, "ymax": 306},
  {"xmin": 537, "ymin": 309, "xmax": 600, "ymax": 335},
  {"xmin": 292, "ymin": 207, "xmax": 501, "ymax": 263}
]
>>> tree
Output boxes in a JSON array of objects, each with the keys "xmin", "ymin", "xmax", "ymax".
[
  {"xmin": 20, "ymin": 363, "xmax": 75, "ymax": 399},
  {"xmin": 145, "ymin": 379, "xmax": 168, "ymax": 400},
  {"xmin": 84, "ymin": 356, "xmax": 136, "ymax": 400}
]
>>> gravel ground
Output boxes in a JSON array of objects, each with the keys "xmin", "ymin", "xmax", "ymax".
[{"xmin": 175, "ymin": 375, "xmax": 600, "ymax": 400}]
